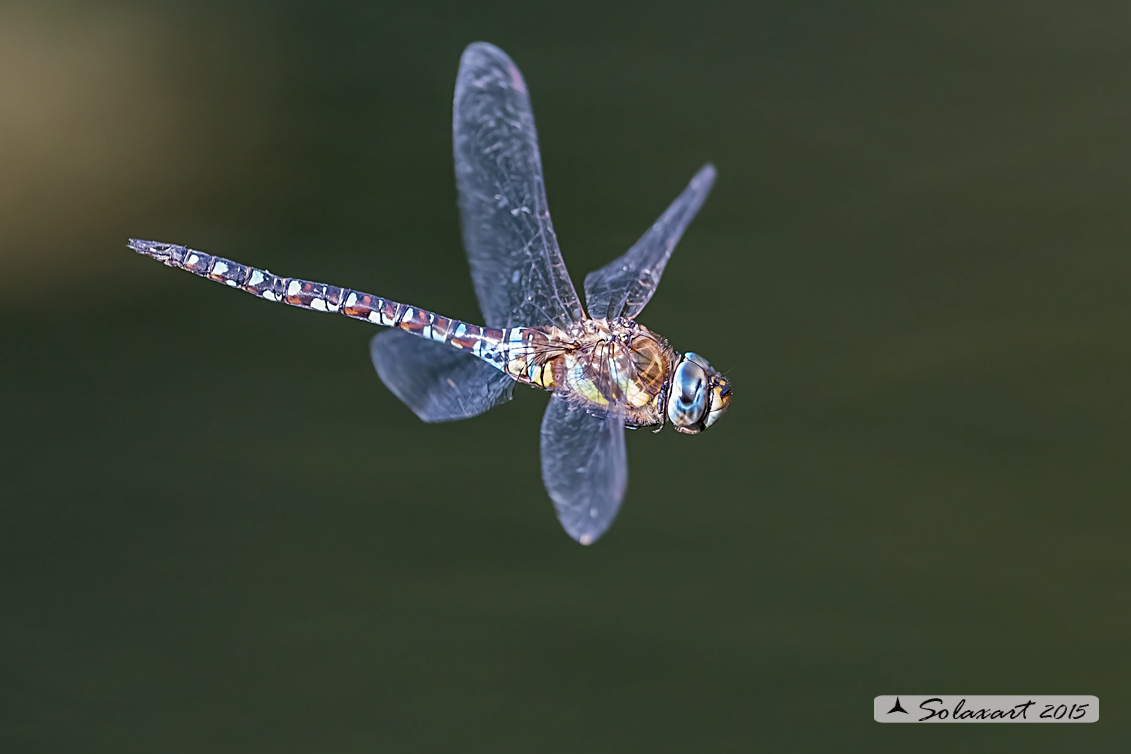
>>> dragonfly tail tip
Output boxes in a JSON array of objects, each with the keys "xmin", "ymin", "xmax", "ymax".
[{"xmin": 128, "ymin": 238, "xmax": 176, "ymax": 261}]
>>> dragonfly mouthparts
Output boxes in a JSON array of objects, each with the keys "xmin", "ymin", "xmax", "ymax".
[{"xmin": 128, "ymin": 238, "xmax": 177, "ymax": 261}]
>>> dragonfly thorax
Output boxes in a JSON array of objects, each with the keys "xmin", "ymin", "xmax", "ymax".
[{"xmin": 526, "ymin": 318, "xmax": 675, "ymax": 428}]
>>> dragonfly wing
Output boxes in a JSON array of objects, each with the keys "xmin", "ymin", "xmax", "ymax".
[
  {"xmin": 584, "ymin": 164, "xmax": 716, "ymax": 321},
  {"xmin": 371, "ymin": 330, "xmax": 514, "ymax": 422},
  {"xmin": 540, "ymin": 395, "xmax": 628, "ymax": 545},
  {"xmin": 454, "ymin": 42, "xmax": 583, "ymax": 329}
]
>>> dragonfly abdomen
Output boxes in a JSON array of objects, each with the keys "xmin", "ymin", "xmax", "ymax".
[{"xmin": 128, "ymin": 239, "xmax": 520, "ymax": 369}]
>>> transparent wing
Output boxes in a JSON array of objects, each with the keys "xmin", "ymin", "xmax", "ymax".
[
  {"xmin": 584, "ymin": 164, "xmax": 716, "ymax": 321},
  {"xmin": 580, "ymin": 340, "xmax": 644, "ymax": 416},
  {"xmin": 454, "ymin": 42, "xmax": 583, "ymax": 329},
  {"xmin": 370, "ymin": 330, "xmax": 514, "ymax": 422},
  {"xmin": 540, "ymin": 394, "xmax": 628, "ymax": 545}
]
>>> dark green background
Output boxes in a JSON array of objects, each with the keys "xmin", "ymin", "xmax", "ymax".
[{"xmin": 2, "ymin": 1, "xmax": 1128, "ymax": 751}]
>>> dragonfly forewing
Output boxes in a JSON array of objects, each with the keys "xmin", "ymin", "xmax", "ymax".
[
  {"xmin": 454, "ymin": 42, "xmax": 583, "ymax": 330},
  {"xmin": 584, "ymin": 164, "xmax": 716, "ymax": 321}
]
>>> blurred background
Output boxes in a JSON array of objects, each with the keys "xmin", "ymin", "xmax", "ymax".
[{"xmin": 2, "ymin": 1, "xmax": 1129, "ymax": 751}]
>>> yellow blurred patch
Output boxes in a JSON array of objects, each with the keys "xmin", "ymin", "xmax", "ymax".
[{"xmin": 0, "ymin": 7, "xmax": 276, "ymax": 304}]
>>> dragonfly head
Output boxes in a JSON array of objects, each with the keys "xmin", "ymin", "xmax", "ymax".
[{"xmin": 667, "ymin": 352, "xmax": 731, "ymax": 434}]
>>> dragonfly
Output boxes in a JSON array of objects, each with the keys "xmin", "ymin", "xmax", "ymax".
[{"xmin": 129, "ymin": 42, "xmax": 730, "ymax": 545}]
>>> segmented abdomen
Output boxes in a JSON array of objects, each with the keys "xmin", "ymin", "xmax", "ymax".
[{"xmin": 129, "ymin": 239, "xmax": 522, "ymax": 369}]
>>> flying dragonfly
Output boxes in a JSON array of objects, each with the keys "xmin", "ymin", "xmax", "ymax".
[{"xmin": 129, "ymin": 42, "xmax": 730, "ymax": 544}]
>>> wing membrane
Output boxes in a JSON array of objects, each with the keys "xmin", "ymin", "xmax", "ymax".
[
  {"xmin": 540, "ymin": 395, "xmax": 628, "ymax": 544},
  {"xmin": 584, "ymin": 164, "xmax": 716, "ymax": 321},
  {"xmin": 454, "ymin": 42, "xmax": 583, "ymax": 329},
  {"xmin": 371, "ymin": 330, "xmax": 514, "ymax": 422}
]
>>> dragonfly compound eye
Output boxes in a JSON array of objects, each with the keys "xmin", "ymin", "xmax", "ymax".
[{"xmin": 668, "ymin": 356, "xmax": 710, "ymax": 433}]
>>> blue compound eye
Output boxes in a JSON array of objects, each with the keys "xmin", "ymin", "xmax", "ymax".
[
  {"xmin": 668, "ymin": 358, "xmax": 709, "ymax": 432},
  {"xmin": 684, "ymin": 352, "xmax": 712, "ymax": 370},
  {"xmin": 677, "ymin": 368, "xmax": 705, "ymax": 407}
]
